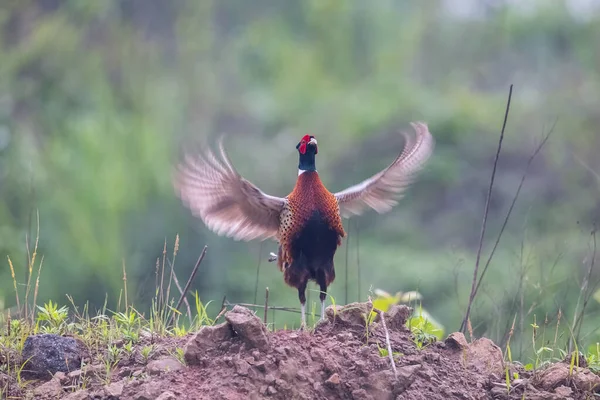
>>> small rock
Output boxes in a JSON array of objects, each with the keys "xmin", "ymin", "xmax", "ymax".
[
  {"xmin": 466, "ymin": 338, "xmax": 505, "ymax": 376},
  {"xmin": 131, "ymin": 381, "xmax": 162, "ymax": 400},
  {"xmin": 296, "ymin": 372, "xmax": 307, "ymax": 381},
  {"xmin": 225, "ymin": 306, "xmax": 269, "ymax": 350},
  {"xmin": 535, "ymin": 363, "xmax": 600, "ymax": 391},
  {"xmin": 395, "ymin": 364, "xmax": 421, "ymax": 392},
  {"xmin": 336, "ymin": 332, "xmax": 353, "ymax": 342},
  {"xmin": 156, "ymin": 391, "xmax": 177, "ymax": 400},
  {"xmin": 377, "ymin": 305, "xmax": 412, "ymax": 331},
  {"xmin": 146, "ymin": 357, "xmax": 184, "ymax": 375},
  {"xmin": 33, "ymin": 378, "xmax": 62, "ymax": 399},
  {"xmin": 424, "ymin": 352, "xmax": 440, "ymax": 363},
  {"xmin": 254, "ymin": 360, "xmax": 266, "ymax": 372},
  {"xmin": 365, "ymin": 370, "xmax": 394, "ymax": 399},
  {"xmin": 554, "ymin": 385, "xmax": 572, "ymax": 397},
  {"xmin": 325, "ymin": 373, "xmax": 341, "ymax": 388},
  {"xmin": 183, "ymin": 322, "xmax": 233, "ymax": 365},
  {"xmin": 265, "ymin": 374, "xmax": 276, "ymax": 384},
  {"xmin": 325, "ymin": 302, "xmax": 373, "ymax": 327},
  {"xmin": 251, "ymin": 350, "xmax": 261, "ymax": 360},
  {"xmin": 397, "ymin": 364, "xmax": 421, "ymax": 380},
  {"xmin": 275, "ymin": 378, "xmax": 291, "ymax": 391},
  {"xmin": 132, "ymin": 369, "xmax": 144, "ymax": 377},
  {"xmin": 267, "ymin": 386, "xmax": 277, "ymax": 395},
  {"xmin": 490, "ymin": 385, "xmax": 508, "ymax": 399},
  {"xmin": 445, "ymin": 332, "xmax": 469, "ymax": 350},
  {"xmin": 310, "ymin": 347, "xmax": 327, "ymax": 362},
  {"xmin": 22, "ymin": 334, "xmax": 86, "ymax": 379},
  {"xmin": 54, "ymin": 371, "xmax": 67, "ymax": 383},
  {"xmin": 104, "ymin": 381, "xmax": 124, "ymax": 397},
  {"xmin": 234, "ymin": 359, "xmax": 250, "ymax": 376},
  {"xmin": 63, "ymin": 390, "xmax": 91, "ymax": 400}
]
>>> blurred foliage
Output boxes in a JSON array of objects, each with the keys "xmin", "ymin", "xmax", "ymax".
[
  {"xmin": 371, "ymin": 288, "xmax": 445, "ymax": 346},
  {"xmin": 1, "ymin": 0, "xmax": 600, "ymax": 360}
]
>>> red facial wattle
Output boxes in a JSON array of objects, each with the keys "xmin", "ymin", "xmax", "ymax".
[{"xmin": 298, "ymin": 134, "xmax": 316, "ymax": 155}]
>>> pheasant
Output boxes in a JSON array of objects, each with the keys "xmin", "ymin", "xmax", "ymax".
[{"xmin": 174, "ymin": 122, "xmax": 434, "ymax": 328}]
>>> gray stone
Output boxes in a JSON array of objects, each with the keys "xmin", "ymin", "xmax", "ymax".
[
  {"xmin": 225, "ymin": 305, "xmax": 269, "ymax": 350},
  {"xmin": 156, "ymin": 392, "xmax": 177, "ymax": 400},
  {"xmin": 63, "ymin": 390, "xmax": 91, "ymax": 400},
  {"xmin": 146, "ymin": 357, "xmax": 184, "ymax": 375},
  {"xmin": 104, "ymin": 381, "xmax": 124, "ymax": 397},
  {"xmin": 445, "ymin": 332, "xmax": 468, "ymax": 350},
  {"xmin": 184, "ymin": 322, "xmax": 233, "ymax": 364},
  {"xmin": 22, "ymin": 334, "xmax": 86, "ymax": 379},
  {"xmin": 465, "ymin": 337, "xmax": 504, "ymax": 376},
  {"xmin": 325, "ymin": 302, "xmax": 373, "ymax": 327},
  {"xmin": 379, "ymin": 305, "xmax": 412, "ymax": 331}
]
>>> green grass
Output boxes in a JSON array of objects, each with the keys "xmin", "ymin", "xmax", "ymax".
[
  {"xmin": 3, "ymin": 231, "xmax": 600, "ymax": 398},
  {"xmin": 0, "ymin": 234, "xmax": 216, "ymax": 398}
]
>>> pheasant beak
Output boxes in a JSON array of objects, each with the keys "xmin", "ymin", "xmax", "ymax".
[{"xmin": 308, "ymin": 137, "xmax": 318, "ymax": 154}]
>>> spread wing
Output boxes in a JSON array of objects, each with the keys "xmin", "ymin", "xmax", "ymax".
[
  {"xmin": 174, "ymin": 138, "xmax": 285, "ymax": 241},
  {"xmin": 334, "ymin": 122, "xmax": 434, "ymax": 218}
]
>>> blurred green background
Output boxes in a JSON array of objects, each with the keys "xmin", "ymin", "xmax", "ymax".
[{"xmin": 1, "ymin": 0, "xmax": 600, "ymax": 358}]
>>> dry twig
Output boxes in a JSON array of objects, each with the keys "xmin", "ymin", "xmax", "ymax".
[
  {"xmin": 264, "ymin": 287, "xmax": 269, "ymax": 325},
  {"xmin": 460, "ymin": 84, "xmax": 513, "ymax": 333},
  {"xmin": 372, "ymin": 306, "xmax": 397, "ymax": 380},
  {"xmin": 168, "ymin": 245, "xmax": 208, "ymax": 326}
]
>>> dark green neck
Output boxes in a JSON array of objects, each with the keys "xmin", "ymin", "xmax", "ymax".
[{"xmin": 298, "ymin": 152, "xmax": 316, "ymax": 172}]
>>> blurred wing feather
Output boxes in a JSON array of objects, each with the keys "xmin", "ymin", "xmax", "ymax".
[
  {"xmin": 174, "ymin": 138, "xmax": 285, "ymax": 241},
  {"xmin": 334, "ymin": 122, "xmax": 434, "ymax": 218}
]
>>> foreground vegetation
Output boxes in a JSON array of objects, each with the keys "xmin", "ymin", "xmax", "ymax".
[{"xmin": 2, "ymin": 229, "xmax": 600, "ymax": 398}]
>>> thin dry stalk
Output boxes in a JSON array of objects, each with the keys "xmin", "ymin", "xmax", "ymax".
[
  {"xmin": 159, "ymin": 239, "xmax": 167, "ymax": 309},
  {"xmin": 572, "ymin": 227, "xmax": 597, "ymax": 343},
  {"xmin": 172, "ymin": 269, "xmax": 193, "ymax": 323},
  {"xmin": 264, "ymin": 287, "xmax": 269, "ymax": 325},
  {"xmin": 7, "ymin": 256, "xmax": 21, "ymax": 318},
  {"xmin": 460, "ymin": 84, "xmax": 513, "ymax": 333},
  {"xmin": 467, "ymin": 318, "xmax": 474, "ymax": 343},
  {"xmin": 31, "ymin": 255, "xmax": 44, "ymax": 325},
  {"xmin": 553, "ymin": 308, "xmax": 562, "ymax": 350},
  {"xmin": 345, "ymin": 220, "xmax": 351, "ymax": 304},
  {"xmin": 373, "ymin": 307, "xmax": 397, "ymax": 380},
  {"xmin": 472, "ymin": 125, "xmax": 554, "ymax": 299},
  {"xmin": 154, "ymin": 257, "xmax": 160, "ymax": 300},
  {"xmin": 165, "ymin": 235, "xmax": 180, "ymax": 309},
  {"xmin": 213, "ymin": 295, "xmax": 228, "ymax": 324},
  {"xmin": 24, "ymin": 209, "xmax": 39, "ymax": 321},
  {"xmin": 169, "ymin": 245, "xmax": 208, "ymax": 326},
  {"xmin": 122, "ymin": 259, "xmax": 128, "ymax": 311}
]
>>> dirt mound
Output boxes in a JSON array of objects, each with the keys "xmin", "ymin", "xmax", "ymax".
[{"xmin": 8, "ymin": 303, "xmax": 600, "ymax": 399}]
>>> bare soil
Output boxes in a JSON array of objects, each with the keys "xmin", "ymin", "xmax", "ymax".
[{"xmin": 3, "ymin": 303, "xmax": 600, "ymax": 400}]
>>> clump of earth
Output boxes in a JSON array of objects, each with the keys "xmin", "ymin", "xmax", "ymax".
[{"xmin": 2, "ymin": 302, "xmax": 599, "ymax": 399}]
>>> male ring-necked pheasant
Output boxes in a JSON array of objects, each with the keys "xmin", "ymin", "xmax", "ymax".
[{"xmin": 174, "ymin": 122, "xmax": 434, "ymax": 328}]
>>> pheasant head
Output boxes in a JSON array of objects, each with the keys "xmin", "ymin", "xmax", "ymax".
[{"xmin": 296, "ymin": 135, "xmax": 318, "ymax": 173}]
